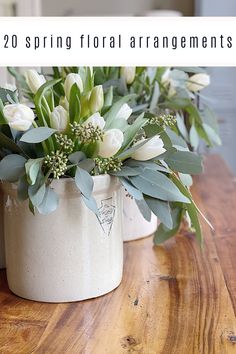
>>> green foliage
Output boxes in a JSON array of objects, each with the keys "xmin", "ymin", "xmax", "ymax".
[
  {"xmin": 20, "ymin": 127, "xmax": 56, "ymax": 143},
  {"xmin": 0, "ymin": 154, "xmax": 26, "ymax": 182}
]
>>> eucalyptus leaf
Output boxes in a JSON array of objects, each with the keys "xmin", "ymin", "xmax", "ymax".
[
  {"xmin": 165, "ymin": 151, "xmax": 203, "ymax": 175},
  {"xmin": 25, "ymin": 158, "xmax": 43, "ymax": 185},
  {"xmin": 144, "ymin": 196, "xmax": 173, "ymax": 229},
  {"xmin": 37, "ymin": 186, "xmax": 59, "ymax": 215},
  {"xmin": 176, "ymin": 113, "xmax": 189, "ymax": 142},
  {"xmin": 0, "ymin": 154, "xmax": 26, "ymax": 182},
  {"xmin": 135, "ymin": 199, "xmax": 152, "ymax": 222},
  {"xmin": 120, "ymin": 177, "xmax": 143, "ymax": 201},
  {"xmin": 82, "ymin": 194, "xmax": 98, "ymax": 215},
  {"xmin": 110, "ymin": 166, "xmax": 142, "ymax": 177},
  {"xmin": 189, "ymin": 124, "xmax": 199, "ymax": 150},
  {"xmin": 166, "ymin": 127, "xmax": 188, "ymax": 149},
  {"xmin": 78, "ymin": 159, "xmax": 95, "ymax": 173},
  {"xmin": 203, "ymin": 123, "xmax": 221, "ymax": 146},
  {"xmin": 75, "ymin": 166, "xmax": 94, "ymax": 199},
  {"xmin": 178, "ymin": 173, "xmax": 193, "ymax": 187},
  {"xmin": 20, "ymin": 127, "xmax": 56, "ymax": 143},
  {"xmin": 0, "ymin": 87, "xmax": 18, "ymax": 104},
  {"xmin": 68, "ymin": 151, "xmax": 86, "ymax": 164},
  {"xmin": 130, "ymin": 170, "xmax": 190, "ymax": 203},
  {"xmin": 154, "ymin": 208, "xmax": 183, "ymax": 245},
  {"xmin": 29, "ymin": 183, "xmax": 46, "ymax": 207}
]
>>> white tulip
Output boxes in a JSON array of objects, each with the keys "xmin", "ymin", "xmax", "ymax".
[
  {"xmin": 187, "ymin": 73, "xmax": 210, "ymax": 92},
  {"xmin": 120, "ymin": 67, "xmax": 136, "ymax": 85},
  {"xmin": 84, "ymin": 113, "xmax": 105, "ymax": 130},
  {"xmin": 116, "ymin": 103, "xmax": 132, "ymax": 121},
  {"xmin": 89, "ymin": 85, "xmax": 104, "ymax": 114},
  {"xmin": 50, "ymin": 105, "xmax": 69, "ymax": 132},
  {"xmin": 64, "ymin": 73, "xmax": 83, "ymax": 100},
  {"xmin": 161, "ymin": 68, "xmax": 171, "ymax": 86},
  {"xmin": 131, "ymin": 136, "xmax": 166, "ymax": 161},
  {"xmin": 98, "ymin": 129, "xmax": 124, "ymax": 158},
  {"xmin": 25, "ymin": 69, "xmax": 46, "ymax": 94},
  {"xmin": 59, "ymin": 96, "xmax": 69, "ymax": 111},
  {"xmin": 3, "ymin": 104, "xmax": 35, "ymax": 131},
  {"xmin": 168, "ymin": 85, "xmax": 177, "ymax": 97}
]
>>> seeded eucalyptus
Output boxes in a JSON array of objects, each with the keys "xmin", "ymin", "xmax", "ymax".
[
  {"xmin": 70, "ymin": 122, "xmax": 104, "ymax": 144},
  {"xmin": 44, "ymin": 151, "xmax": 68, "ymax": 179},
  {"xmin": 93, "ymin": 157, "xmax": 123, "ymax": 175}
]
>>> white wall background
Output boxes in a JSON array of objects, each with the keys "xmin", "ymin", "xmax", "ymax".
[
  {"xmin": 195, "ymin": 0, "xmax": 236, "ymax": 16},
  {"xmin": 42, "ymin": 0, "xmax": 193, "ymax": 16},
  {"xmin": 196, "ymin": 0, "xmax": 236, "ymax": 173},
  {"xmin": 42, "ymin": 0, "xmax": 155, "ymax": 16}
]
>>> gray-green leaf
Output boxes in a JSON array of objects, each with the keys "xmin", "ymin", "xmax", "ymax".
[
  {"xmin": 0, "ymin": 154, "xmax": 26, "ymax": 182},
  {"xmin": 75, "ymin": 166, "xmax": 94, "ymax": 199},
  {"xmin": 20, "ymin": 127, "xmax": 56, "ymax": 143}
]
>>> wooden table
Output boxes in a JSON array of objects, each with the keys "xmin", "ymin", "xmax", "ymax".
[{"xmin": 0, "ymin": 155, "xmax": 236, "ymax": 354}]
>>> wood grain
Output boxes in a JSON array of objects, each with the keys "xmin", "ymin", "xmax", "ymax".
[{"xmin": 0, "ymin": 155, "xmax": 236, "ymax": 354}]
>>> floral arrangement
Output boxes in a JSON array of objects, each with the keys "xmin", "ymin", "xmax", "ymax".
[
  {"xmin": 48, "ymin": 66, "xmax": 220, "ymax": 150},
  {"xmin": 0, "ymin": 67, "xmax": 210, "ymax": 244}
]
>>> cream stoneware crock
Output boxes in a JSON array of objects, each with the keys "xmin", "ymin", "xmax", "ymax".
[
  {"xmin": 0, "ymin": 187, "xmax": 5, "ymax": 269},
  {"xmin": 3, "ymin": 175, "xmax": 123, "ymax": 303},
  {"xmin": 123, "ymin": 189, "xmax": 158, "ymax": 242}
]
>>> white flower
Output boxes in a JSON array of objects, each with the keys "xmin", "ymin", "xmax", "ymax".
[
  {"xmin": 187, "ymin": 73, "xmax": 210, "ymax": 92},
  {"xmin": 120, "ymin": 67, "xmax": 136, "ymax": 85},
  {"xmin": 98, "ymin": 129, "xmax": 124, "ymax": 158},
  {"xmin": 84, "ymin": 112, "xmax": 105, "ymax": 130},
  {"xmin": 116, "ymin": 103, "xmax": 132, "ymax": 121},
  {"xmin": 161, "ymin": 68, "xmax": 171, "ymax": 86},
  {"xmin": 89, "ymin": 85, "xmax": 104, "ymax": 114},
  {"xmin": 50, "ymin": 105, "xmax": 69, "ymax": 132},
  {"xmin": 4, "ymin": 83, "xmax": 17, "ymax": 91},
  {"xmin": 3, "ymin": 103, "xmax": 35, "ymax": 131},
  {"xmin": 59, "ymin": 96, "xmax": 69, "ymax": 111},
  {"xmin": 64, "ymin": 73, "xmax": 83, "ymax": 100},
  {"xmin": 25, "ymin": 69, "xmax": 46, "ymax": 94},
  {"xmin": 131, "ymin": 136, "xmax": 166, "ymax": 161}
]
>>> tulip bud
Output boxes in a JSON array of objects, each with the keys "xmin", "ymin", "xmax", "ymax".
[
  {"xmin": 59, "ymin": 96, "xmax": 69, "ymax": 111},
  {"xmin": 187, "ymin": 73, "xmax": 210, "ymax": 92},
  {"xmin": 25, "ymin": 69, "xmax": 46, "ymax": 94},
  {"xmin": 116, "ymin": 103, "xmax": 132, "ymax": 121},
  {"xmin": 89, "ymin": 85, "xmax": 104, "ymax": 114},
  {"xmin": 131, "ymin": 136, "xmax": 166, "ymax": 161},
  {"xmin": 80, "ymin": 93, "xmax": 91, "ymax": 118},
  {"xmin": 64, "ymin": 73, "xmax": 83, "ymax": 101},
  {"xmin": 98, "ymin": 129, "xmax": 124, "ymax": 158},
  {"xmin": 120, "ymin": 67, "xmax": 136, "ymax": 85},
  {"xmin": 84, "ymin": 113, "xmax": 105, "ymax": 130},
  {"xmin": 3, "ymin": 103, "xmax": 35, "ymax": 131},
  {"xmin": 50, "ymin": 105, "xmax": 69, "ymax": 132}
]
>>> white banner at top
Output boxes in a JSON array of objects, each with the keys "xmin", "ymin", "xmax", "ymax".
[{"xmin": 0, "ymin": 17, "xmax": 235, "ymax": 66}]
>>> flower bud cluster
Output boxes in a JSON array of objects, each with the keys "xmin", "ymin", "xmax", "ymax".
[
  {"xmin": 70, "ymin": 122, "xmax": 104, "ymax": 144},
  {"xmin": 93, "ymin": 157, "xmax": 122, "ymax": 175},
  {"xmin": 149, "ymin": 114, "xmax": 176, "ymax": 128},
  {"xmin": 55, "ymin": 134, "xmax": 74, "ymax": 153},
  {"xmin": 44, "ymin": 151, "xmax": 68, "ymax": 179}
]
